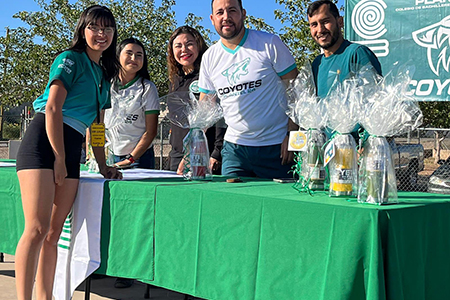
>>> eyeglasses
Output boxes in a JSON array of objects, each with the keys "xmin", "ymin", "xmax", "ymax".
[{"xmin": 87, "ymin": 25, "xmax": 115, "ymax": 35}]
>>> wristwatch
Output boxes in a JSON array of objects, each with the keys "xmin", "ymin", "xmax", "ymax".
[{"xmin": 125, "ymin": 154, "xmax": 135, "ymax": 164}]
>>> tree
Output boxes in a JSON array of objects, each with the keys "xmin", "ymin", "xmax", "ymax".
[
  {"xmin": 0, "ymin": 27, "xmax": 52, "ymax": 107},
  {"xmin": 419, "ymin": 101, "xmax": 450, "ymax": 162},
  {"xmin": 274, "ymin": 0, "xmax": 342, "ymax": 67},
  {"xmin": 0, "ymin": 0, "xmax": 215, "ymax": 107},
  {"xmin": 183, "ymin": 13, "xmax": 214, "ymax": 46},
  {"xmin": 274, "ymin": 0, "xmax": 320, "ymax": 67},
  {"xmin": 245, "ymin": 16, "xmax": 276, "ymax": 33}
]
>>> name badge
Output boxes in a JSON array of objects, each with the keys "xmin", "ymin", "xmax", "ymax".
[{"xmin": 90, "ymin": 123, "xmax": 105, "ymax": 147}]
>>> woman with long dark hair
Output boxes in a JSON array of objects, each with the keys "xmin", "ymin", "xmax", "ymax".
[
  {"xmin": 14, "ymin": 5, "xmax": 121, "ymax": 299},
  {"xmin": 104, "ymin": 38, "xmax": 159, "ymax": 171},
  {"xmin": 167, "ymin": 26, "xmax": 225, "ymax": 174}
]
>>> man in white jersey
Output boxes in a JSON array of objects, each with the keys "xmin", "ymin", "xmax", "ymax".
[{"xmin": 198, "ymin": 0, "xmax": 299, "ymax": 179}]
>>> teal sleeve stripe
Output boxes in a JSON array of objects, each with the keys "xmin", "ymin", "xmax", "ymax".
[
  {"xmin": 145, "ymin": 110, "xmax": 160, "ymax": 115},
  {"xmin": 278, "ymin": 63, "xmax": 297, "ymax": 77},
  {"xmin": 199, "ymin": 87, "xmax": 215, "ymax": 94}
]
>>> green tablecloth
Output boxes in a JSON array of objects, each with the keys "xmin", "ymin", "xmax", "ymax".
[
  {"xmin": 0, "ymin": 166, "xmax": 23, "ymax": 255},
  {"xmin": 1, "ymin": 166, "xmax": 450, "ymax": 300},
  {"xmin": 150, "ymin": 180, "xmax": 450, "ymax": 300}
]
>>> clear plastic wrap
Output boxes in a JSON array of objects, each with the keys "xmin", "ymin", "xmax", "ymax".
[
  {"xmin": 165, "ymin": 92, "xmax": 224, "ymax": 180},
  {"xmin": 358, "ymin": 136, "xmax": 397, "ymax": 204},
  {"xmin": 323, "ymin": 75, "xmax": 361, "ymax": 197},
  {"xmin": 106, "ymin": 86, "xmax": 146, "ymax": 130},
  {"xmin": 284, "ymin": 63, "xmax": 327, "ymax": 192},
  {"xmin": 328, "ymin": 134, "xmax": 359, "ymax": 197},
  {"xmin": 185, "ymin": 128, "xmax": 210, "ymax": 180},
  {"xmin": 357, "ymin": 63, "xmax": 423, "ymax": 204},
  {"xmin": 301, "ymin": 129, "xmax": 327, "ymax": 190},
  {"xmin": 85, "ymin": 139, "xmax": 115, "ymax": 173},
  {"xmin": 285, "ymin": 63, "xmax": 325, "ymax": 129},
  {"xmin": 324, "ymin": 75, "xmax": 361, "ymax": 135},
  {"xmin": 165, "ymin": 92, "xmax": 223, "ymax": 130}
]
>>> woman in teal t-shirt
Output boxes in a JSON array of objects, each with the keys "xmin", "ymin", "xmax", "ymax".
[{"xmin": 15, "ymin": 5, "xmax": 121, "ymax": 299}]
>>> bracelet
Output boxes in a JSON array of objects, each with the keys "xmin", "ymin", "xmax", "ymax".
[{"xmin": 125, "ymin": 154, "xmax": 135, "ymax": 164}]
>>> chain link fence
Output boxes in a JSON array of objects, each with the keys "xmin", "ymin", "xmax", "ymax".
[
  {"xmin": 154, "ymin": 117, "xmax": 171, "ymax": 170},
  {"xmin": 0, "ymin": 114, "xmax": 27, "ymax": 140},
  {"xmin": 1, "ymin": 111, "xmax": 449, "ymax": 195},
  {"xmin": 390, "ymin": 128, "xmax": 450, "ymax": 193}
]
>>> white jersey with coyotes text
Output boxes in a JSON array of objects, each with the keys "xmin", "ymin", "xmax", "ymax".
[
  {"xmin": 199, "ymin": 29, "xmax": 296, "ymax": 146},
  {"xmin": 104, "ymin": 77, "xmax": 160, "ymax": 156}
]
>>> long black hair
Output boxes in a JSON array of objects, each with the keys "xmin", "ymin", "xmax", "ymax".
[
  {"xmin": 116, "ymin": 38, "xmax": 151, "ymax": 94},
  {"xmin": 117, "ymin": 38, "xmax": 150, "ymax": 81},
  {"xmin": 69, "ymin": 5, "xmax": 120, "ymax": 81}
]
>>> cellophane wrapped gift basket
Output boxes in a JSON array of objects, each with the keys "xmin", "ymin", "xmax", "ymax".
[
  {"xmin": 357, "ymin": 64, "xmax": 423, "ymax": 205},
  {"xmin": 323, "ymin": 75, "xmax": 361, "ymax": 198},
  {"xmin": 166, "ymin": 92, "xmax": 223, "ymax": 180},
  {"xmin": 285, "ymin": 63, "xmax": 328, "ymax": 192}
]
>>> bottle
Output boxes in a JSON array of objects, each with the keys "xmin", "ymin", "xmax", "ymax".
[
  {"xmin": 189, "ymin": 128, "xmax": 210, "ymax": 180},
  {"xmin": 330, "ymin": 134, "xmax": 355, "ymax": 197},
  {"xmin": 307, "ymin": 129, "xmax": 326, "ymax": 190},
  {"xmin": 365, "ymin": 138, "xmax": 389, "ymax": 204}
]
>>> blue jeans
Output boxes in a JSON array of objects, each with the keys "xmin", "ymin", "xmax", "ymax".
[
  {"xmin": 114, "ymin": 146, "xmax": 155, "ymax": 169},
  {"xmin": 221, "ymin": 141, "xmax": 292, "ymax": 179}
]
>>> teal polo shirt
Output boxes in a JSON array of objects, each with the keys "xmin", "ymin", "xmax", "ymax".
[
  {"xmin": 33, "ymin": 50, "xmax": 111, "ymax": 134},
  {"xmin": 312, "ymin": 40, "xmax": 382, "ymax": 99}
]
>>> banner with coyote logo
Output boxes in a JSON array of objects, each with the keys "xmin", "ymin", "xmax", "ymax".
[{"xmin": 345, "ymin": 0, "xmax": 450, "ymax": 101}]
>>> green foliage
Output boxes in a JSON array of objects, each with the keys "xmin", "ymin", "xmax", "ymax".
[
  {"xmin": 0, "ymin": 0, "xmax": 322, "ymax": 107},
  {"xmin": 3, "ymin": 122, "xmax": 21, "ymax": 140},
  {"xmin": 0, "ymin": 0, "xmax": 213, "ymax": 106},
  {"xmin": 245, "ymin": 16, "xmax": 275, "ymax": 33},
  {"xmin": 184, "ymin": 13, "xmax": 214, "ymax": 46},
  {"xmin": 419, "ymin": 102, "xmax": 450, "ymax": 129},
  {"xmin": 0, "ymin": 27, "xmax": 52, "ymax": 106},
  {"xmin": 274, "ymin": 0, "xmax": 343, "ymax": 67},
  {"xmin": 275, "ymin": 0, "xmax": 320, "ymax": 67}
]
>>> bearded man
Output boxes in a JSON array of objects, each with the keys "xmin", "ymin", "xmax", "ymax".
[
  {"xmin": 198, "ymin": 0, "xmax": 299, "ymax": 179},
  {"xmin": 308, "ymin": 0, "xmax": 382, "ymax": 98}
]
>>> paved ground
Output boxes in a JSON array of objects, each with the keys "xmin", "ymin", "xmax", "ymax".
[{"xmin": 0, "ymin": 254, "xmax": 194, "ymax": 300}]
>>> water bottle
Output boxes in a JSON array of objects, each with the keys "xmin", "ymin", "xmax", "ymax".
[
  {"xmin": 307, "ymin": 129, "xmax": 326, "ymax": 190},
  {"xmin": 365, "ymin": 138, "xmax": 389, "ymax": 204},
  {"xmin": 189, "ymin": 128, "xmax": 210, "ymax": 180}
]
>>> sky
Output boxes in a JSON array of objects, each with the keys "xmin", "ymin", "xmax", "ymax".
[{"xmin": 0, "ymin": 0, "xmax": 345, "ymax": 38}]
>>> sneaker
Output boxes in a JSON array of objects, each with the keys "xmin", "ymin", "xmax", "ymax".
[{"xmin": 114, "ymin": 277, "xmax": 135, "ymax": 288}]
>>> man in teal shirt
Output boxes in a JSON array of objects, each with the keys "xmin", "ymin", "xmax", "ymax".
[{"xmin": 308, "ymin": 0, "xmax": 382, "ymax": 99}]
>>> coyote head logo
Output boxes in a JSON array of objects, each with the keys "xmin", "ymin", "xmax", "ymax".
[
  {"xmin": 222, "ymin": 58, "xmax": 251, "ymax": 85},
  {"xmin": 412, "ymin": 15, "xmax": 450, "ymax": 76}
]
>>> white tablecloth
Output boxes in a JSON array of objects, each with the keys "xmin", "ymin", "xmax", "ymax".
[{"xmin": 53, "ymin": 169, "xmax": 180, "ymax": 300}]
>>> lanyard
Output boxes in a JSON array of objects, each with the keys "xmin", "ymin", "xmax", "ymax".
[{"xmin": 86, "ymin": 54, "xmax": 103, "ymax": 123}]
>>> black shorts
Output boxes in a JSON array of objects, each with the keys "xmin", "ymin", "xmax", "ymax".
[{"xmin": 16, "ymin": 113, "xmax": 83, "ymax": 179}]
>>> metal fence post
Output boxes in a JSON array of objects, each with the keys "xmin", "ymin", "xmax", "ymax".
[{"xmin": 159, "ymin": 120, "xmax": 164, "ymax": 170}]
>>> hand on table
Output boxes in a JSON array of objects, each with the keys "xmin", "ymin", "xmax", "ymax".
[{"xmin": 99, "ymin": 165, "xmax": 123, "ymax": 179}]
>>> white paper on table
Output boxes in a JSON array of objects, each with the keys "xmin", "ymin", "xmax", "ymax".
[
  {"xmin": 80, "ymin": 168, "xmax": 182, "ymax": 180},
  {"xmin": 0, "ymin": 162, "xmax": 16, "ymax": 167}
]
